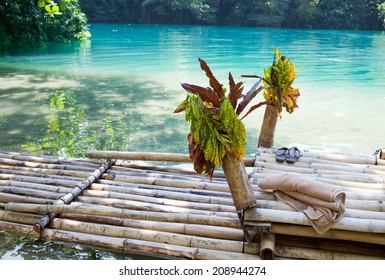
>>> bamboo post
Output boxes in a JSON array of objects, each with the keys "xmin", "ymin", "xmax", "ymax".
[
  {"xmin": 221, "ymin": 152, "xmax": 256, "ymax": 211},
  {"xmin": 260, "ymin": 232, "xmax": 275, "ymax": 260},
  {"xmin": 258, "ymin": 105, "xmax": 278, "ymax": 148}
]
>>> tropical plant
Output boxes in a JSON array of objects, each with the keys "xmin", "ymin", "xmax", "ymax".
[
  {"xmin": 174, "ymin": 58, "xmax": 269, "ymax": 179},
  {"xmin": 0, "ymin": 0, "xmax": 89, "ymax": 50},
  {"xmin": 261, "ymin": 49, "xmax": 300, "ymax": 117},
  {"xmin": 38, "ymin": 0, "xmax": 68, "ymax": 17}
]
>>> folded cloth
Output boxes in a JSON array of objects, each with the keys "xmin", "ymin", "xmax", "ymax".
[{"xmin": 258, "ymin": 173, "xmax": 346, "ymax": 234}]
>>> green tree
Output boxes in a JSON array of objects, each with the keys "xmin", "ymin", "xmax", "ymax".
[
  {"xmin": 140, "ymin": 0, "xmax": 216, "ymax": 24},
  {"xmin": 79, "ymin": 0, "xmax": 143, "ymax": 23},
  {"xmin": 313, "ymin": 0, "xmax": 367, "ymax": 30},
  {"xmin": 78, "ymin": 0, "xmax": 385, "ymax": 30},
  {"xmin": 223, "ymin": 0, "xmax": 288, "ymax": 27},
  {"xmin": 0, "ymin": 0, "xmax": 89, "ymax": 50},
  {"xmin": 283, "ymin": 0, "xmax": 317, "ymax": 28}
]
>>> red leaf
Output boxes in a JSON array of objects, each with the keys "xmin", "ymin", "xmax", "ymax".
[
  {"xmin": 198, "ymin": 58, "xmax": 224, "ymax": 99},
  {"xmin": 228, "ymin": 72, "xmax": 244, "ymax": 109},
  {"xmin": 236, "ymin": 79, "xmax": 263, "ymax": 115},
  {"xmin": 240, "ymin": 101, "xmax": 270, "ymax": 120},
  {"xmin": 181, "ymin": 83, "xmax": 220, "ymax": 108}
]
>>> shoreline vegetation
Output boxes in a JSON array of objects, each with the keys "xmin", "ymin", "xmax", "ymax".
[
  {"xmin": 79, "ymin": 0, "xmax": 385, "ymax": 31},
  {"xmin": 1, "ymin": 0, "xmax": 385, "ymax": 50}
]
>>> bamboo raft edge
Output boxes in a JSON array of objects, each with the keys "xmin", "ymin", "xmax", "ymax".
[{"xmin": 1, "ymin": 150, "xmax": 385, "ymax": 260}]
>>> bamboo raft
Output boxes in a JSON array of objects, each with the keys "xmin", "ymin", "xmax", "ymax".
[{"xmin": 0, "ymin": 149, "xmax": 384, "ymax": 260}]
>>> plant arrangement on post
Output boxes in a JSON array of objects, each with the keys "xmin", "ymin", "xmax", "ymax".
[
  {"xmin": 174, "ymin": 58, "xmax": 269, "ymax": 212},
  {"xmin": 245, "ymin": 49, "xmax": 300, "ymax": 147}
]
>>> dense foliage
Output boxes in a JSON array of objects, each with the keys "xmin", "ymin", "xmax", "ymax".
[
  {"xmin": 0, "ymin": 0, "xmax": 89, "ymax": 50},
  {"xmin": 261, "ymin": 49, "xmax": 300, "ymax": 117},
  {"xmin": 174, "ymin": 58, "xmax": 268, "ymax": 179},
  {"xmin": 80, "ymin": 0, "xmax": 385, "ymax": 30}
]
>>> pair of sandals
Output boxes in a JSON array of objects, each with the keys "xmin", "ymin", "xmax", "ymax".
[
  {"xmin": 373, "ymin": 148, "xmax": 385, "ymax": 165},
  {"xmin": 276, "ymin": 147, "xmax": 302, "ymax": 163}
]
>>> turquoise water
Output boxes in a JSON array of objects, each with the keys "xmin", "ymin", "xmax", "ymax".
[
  {"xmin": 1, "ymin": 24, "xmax": 385, "ymax": 259},
  {"xmin": 1, "ymin": 24, "xmax": 385, "ymax": 157}
]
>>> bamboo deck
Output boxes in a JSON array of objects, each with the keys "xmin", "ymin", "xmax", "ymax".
[{"xmin": 0, "ymin": 148, "xmax": 384, "ymax": 260}]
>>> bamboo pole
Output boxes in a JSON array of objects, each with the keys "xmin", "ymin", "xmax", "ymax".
[
  {"xmin": 0, "ymin": 209, "xmax": 250, "ymax": 251},
  {"xmin": 75, "ymin": 196, "xmax": 237, "ymax": 218},
  {"xmin": 81, "ymin": 189, "xmax": 236, "ymax": 213},
  {"xmin": 0, "ymin": 151, "xmax": 103, "ymax": 166},
  {"xmin": 89, "ymin": 183, "xmax": 235, "ymax": 205},
  {"xmin": 0, "ymin": 165, "xmax": 89, "ymax": 181},
  {"xmin": 271, "ymin": 223, "xmax": 385, "ymax": 245},
  {"xmin": 0, "ymin": 220, "xmax": 260, "ymax": 260},
  {"xmin": 103, "ymin": 174, "xmax": 231, "ymax": 193},
  {"xmin": 221, "ymin": 152, "xmax": 256, "ymax": 211},
  {"xmin": 274, "ymin": 245, "xmax": 384, "ymax": 260},
  {"xmin": 33, "ymin": 159, "xmax": 114, "ymax": 233},
  {"xmin": 244, "ymin": 207, "xmax": 385, "ymax": 233},
  {"xmin": 0, "ymin": 173, "xmax": 80, "ymax": 188},
  {"xmin": 0, "ymin": 180, "xmax": 72, "ymax": 194},
  {"xmin": 0, "ymin": 185, "xmax": 63, "ymax": 200},
  {"xmin": 0, "ymin": 157, "xmax": 97, "ymax": 172},
  {"xmin": 106, "ymin": 167, "xmax": 222, "ymax": 184},
  {"xmin": 85, "ymin": 150, "xmax": 255, "ymax": 167},
  {"xmin": 98, "ymin": 179, "xmax": 234, "ymax": 199},
  {"xmin": 255, "ymin": 160, "xmax": 385, "ymax": 180},
  {"xmin": 257, "ymin": 147, "xmax": 385, "ymax": 166},
  {"xmin": 49, "ymin": 218, "xmax": 257, "ymax": 254},
  {"xmin": 86, "ymin": 151, "xmax": 192, "ymax": 162},
  {"xmin": 260, "ymin": 232, "xmax": 275, "ymax": 260},
  {"xmin": 251, "ymin": 175, "xmax": 385, "ymax": 198},
  {"xmin": 258, "ymin": 105, "xmax": 278, "ymax": 148},
  {"xmin": 0, "ymin": 192, "xmax": 54, "ymax": 204},
  {"xmin": 59, "ymin": 213, "xmax": 244, "ymax": 241},
  {"xmin": 0, "ymin": 209, "xmax": 41, "ymax": 225},
  {"xmin": 252, "ymin": 168, "xmax": 385, "ymax": 184},
  {"xmin": 276, "ymin": 234, "xmax": 385, "ymax": 258},
  {"xmin": 5, "ymin": 202, "xmax": 241, "ymax": 228},
  {"xmin": 256, "ymin": 153, "xmax": 385, "ymax": 172}
]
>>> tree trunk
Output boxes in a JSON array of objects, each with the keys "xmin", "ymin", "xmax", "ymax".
[
  {"xmin": 221, "ymin": 152, "xmax": 256, "ymax": 211},
  {"xmin": 258, "ymin": 104, "xmax": 278, "ymax": 148}
]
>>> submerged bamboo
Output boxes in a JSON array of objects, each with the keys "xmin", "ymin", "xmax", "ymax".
[
  {"xmin": 49, "ymin": 218, "xmax": 256, "ymax": 254},
  {"xmin": 0, "ymin": 220, "xmax": 260, "ymax": 260}
]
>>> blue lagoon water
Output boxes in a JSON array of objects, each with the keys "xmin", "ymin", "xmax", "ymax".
[
  {"xmin": 1, "ymin": 24, "xmax": 385, "ymax": 156},
  {"xmin": 1, "ymin": 24, "xmax": 385, "ymax": 157},
  {"xmin": 1, "ymin": 24, "xmax": 385, "ymax": 259}
]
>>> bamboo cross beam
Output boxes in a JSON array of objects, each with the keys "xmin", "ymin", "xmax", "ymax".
[
  {"xmin": 85, "ymin": 150, "xmax": 255, "ymax": 166},
  {"xmin": 33, "ymin": 159, "xmax": 114, "ymax": 233}
]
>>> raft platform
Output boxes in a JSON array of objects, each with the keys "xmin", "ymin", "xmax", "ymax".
[{"xmin": 0, "ymin": 149, "xmax": 384, "ymax": 260}]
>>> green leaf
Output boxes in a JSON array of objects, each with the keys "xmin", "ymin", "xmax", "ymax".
[
  {"xmin": 38, "ymin": 0, "xmax": 46, "ymax": 8},
  {"xmin": 52, "ymin": 5, "xmax": 60, "ymax": 13},
  {"xmin": 45, "ymin": 5, "xmax": 52, "ymax": 13}
]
